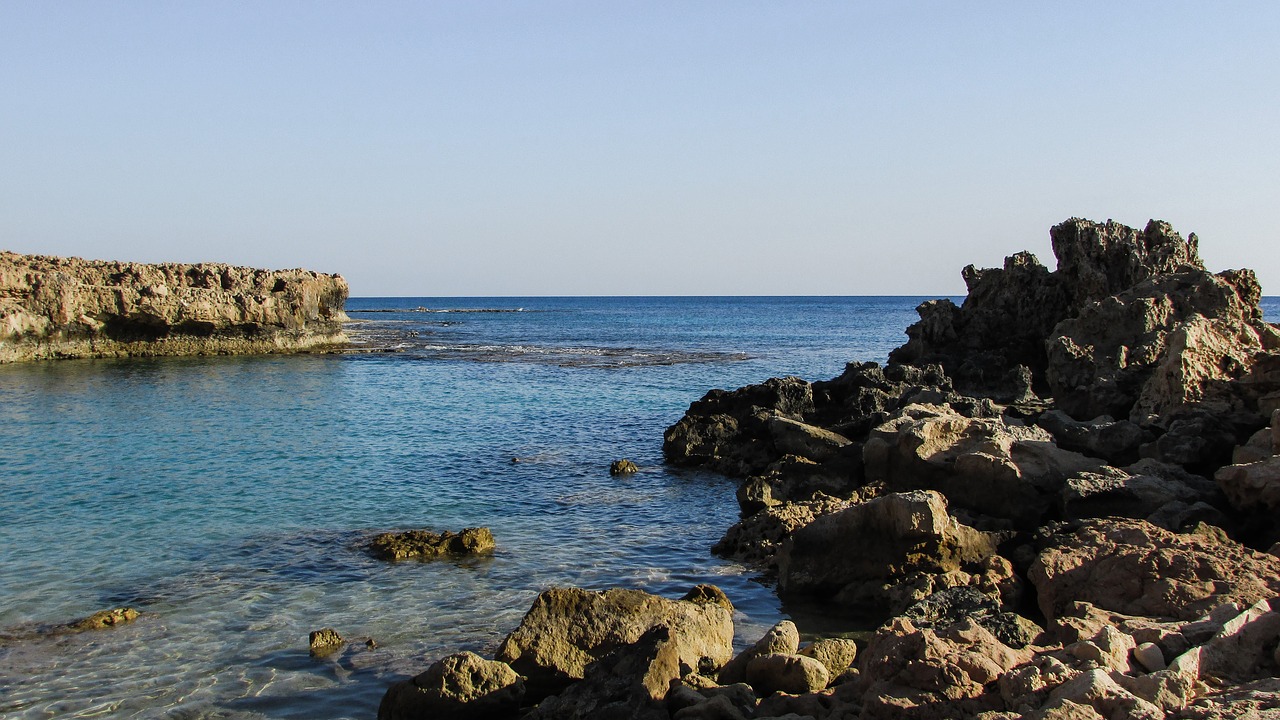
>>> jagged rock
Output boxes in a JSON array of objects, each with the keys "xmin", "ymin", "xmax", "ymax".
[
  {"xmin": 717, "ymin": 620, "xmax": 799, "ymax": 685},
  {"xmin": 378, "ymin": 651, "xmax": 524, "ymax": 720},
  {"xmin": 807, "ymin": 361, "xmax": 961, "ymax": 436},
  {"xmin": 1035, "ymin": 410, "xmax": 1145, "ymax": 464},
  {"xmin": 856, "ymin": 617, "xmax": 1028, "ymax": 718},
  {"xmin": 776, "ymin": 490, "xmax": 1000, "ymax": 613},
  {"xmin": 309, "ymin": 628, "xmax": 346, "ymax": 657},
  {"xmin": 901, "ymin": 586, "xmax": 1043, "ymax": 649},
  {"xmin": 1039, "ymin": 669, "xmax": 1164, "ymax": 720},
  {"xmin": 369, "ymin": 527, "xmax": 496, "ymax": 560},
  {"xmin": 744, "ymin": 653, "xmax": 830, "ymax": 696},
  {"xmin": 1047, "ymin": 267, "xmax": 1278, "ymax": 427},
  {"xmin": 610, "ymin": 459, "xmax": 640, "ymax": 475},
  {"xmin": 798, "ymin": 638, "xmax": 859, "ymax": 679},
  {"xmin": 0, "ymin": 250, "xmax": 349, "ymax": 362},
  {"xmin": 1215, "ymin": 456, "xmax": 1280, "ymax": 512},
  {"xmin": 662, "ymin": 377, "xmax": 814, "ymax": 477},
  {"xmin": 1028, "ymin": 518, "xmax": 1280, "ymax": 622},
  {"xmin": 527, "ymin": 626, "xmax": 679, "ymax": 720},
  {"xmin": 735, "ymin": 456, "xmax": 862, "ymax": 515},
  {"xmin": 863, "ymin": 403, "xmax": 1104, "ymax": 527},
  {"xmin": 713, "ymin": 493, "xmax": 855, "ymax": 567},
  {"xmin": 66, "ymin": 607, "xmax": 139, "ymax": 632},
  {"xmin": 1176, "ymin": 678, "xmax": 1280, "ymax": 719},
  {"xmin": 494, "ymin": 586, "xmax": 734, "ymax": 700}
]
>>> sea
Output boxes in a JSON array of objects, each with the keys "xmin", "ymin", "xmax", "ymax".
[{"xmin": 1, "ymin": 295, "xmax": 1276, "ymax": 719}]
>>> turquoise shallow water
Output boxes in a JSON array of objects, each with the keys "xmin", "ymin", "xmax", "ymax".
[{"xmin": 1, "ymin": 296, "xmax": 1276, "ymax": 719}]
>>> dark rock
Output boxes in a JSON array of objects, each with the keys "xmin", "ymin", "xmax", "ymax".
[
  {"xmin": 1035, "ymin": 410, "xmax": 1145, "ymax": 464},
  {"xmin": 901, "ymin": 586, "xmax": 1042, "ymax": 649},
  {"xmin": 610, "ymin": 459, "xmax": 640, "ymax": 475},
  {"xmin": 369, "ymin": 527, "xmax": 496, "ymax": 560}
]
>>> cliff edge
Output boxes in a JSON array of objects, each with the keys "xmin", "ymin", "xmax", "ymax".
[{"xmin": 0, "ymin": 251, "xmax": 350, "ymax": 363}]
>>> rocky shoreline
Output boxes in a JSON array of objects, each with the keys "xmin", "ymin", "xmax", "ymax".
[
  {"xmin": 380, "ymin": 218, "xmax": 1280, "ymax": 719},
  {"xmin": 0, "ymin": 251, "xmax": 350, "ymax": 362}
]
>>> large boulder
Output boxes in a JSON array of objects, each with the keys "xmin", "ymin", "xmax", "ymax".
[
  {"xmin": 525, "ymin": 625, "xmax": 680, "ymax": 720},
  {"xmin": 863, "ymin": 403, "xmax": 1104, "ymax": 527},
  {"xmin": 776, "ymin": 490, "xmax": 1000, "ymax": 612},
  {"xmin": 378, "ymin": 651, "xmax": 524, "ymax": 720},
  {"xmin": 494, "ymin": 586, "xmax": 734, "ymax": 700},
  {"xmin": 1028, "ymin": 518, "xmax": 1280, "ymax": 621},
  {"xmin": 0, "ymin": 250, "xmax": 349, "ymax": 362}
]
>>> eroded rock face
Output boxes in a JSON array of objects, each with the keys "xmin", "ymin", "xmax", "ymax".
[
  {"xmin": 776, "ymin": 490, "xmax": 1000, "ymax": 612},
  {"xmin": 378, "ymin": 651, "xmax": 524, "ymax": 720},
  {"xmin": 1046, "ymin": 268, "xmax": 1279, "ymax": 429},
  {"xmin": 1029, "ymin": 518, "xmax": 1280, "ymax": 622},
  {"xmin": 0, "ymin": 251, "xmax": 349, "ymax": 362},
  {"xmin": 493, "ymin": 586, "xmax": 734, "ymax": 701}
]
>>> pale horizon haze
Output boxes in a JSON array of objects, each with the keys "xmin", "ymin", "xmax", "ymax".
[{"xmin": 2, "ymin": 2, "xmax": 1278, "ymax": 297}]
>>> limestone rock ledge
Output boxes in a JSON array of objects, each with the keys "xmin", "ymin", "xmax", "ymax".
[{"xmin": 0, "ymin": 250, "xmax": 349, "ymax": 362}]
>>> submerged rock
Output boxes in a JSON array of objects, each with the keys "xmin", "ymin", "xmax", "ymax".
[
  {"xmin": 66, "ymin": 607, "xmax": 139, "ymax": 632},
  {"xmin": 368, "ymin": 527, "xmax": 496, "ymax": 560},
  {"xmin": 0, "ymin": 250, "xmax": 349, "ymax": 362}
]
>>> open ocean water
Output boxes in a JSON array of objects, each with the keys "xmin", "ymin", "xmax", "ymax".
[{"xmin": 1, "ymin": 295, "xmax": 1276, "ymax": 719}]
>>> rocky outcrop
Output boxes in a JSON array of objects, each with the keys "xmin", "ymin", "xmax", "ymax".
[
  {"xmin": 889, "ymin": 218, "xmax": 1207, "ymax": 400},
  {"xmin": 0, "ymin": 250, "xmax": 349, "ymax": 362},
  {"xmin": 368, "ymin": 527, "xmax": 496, "ymax": 560}
]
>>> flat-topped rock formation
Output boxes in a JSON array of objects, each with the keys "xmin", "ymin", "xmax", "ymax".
[{"xmin": 0, "ymin": 251, "xmax": 349, "ymax": 362}]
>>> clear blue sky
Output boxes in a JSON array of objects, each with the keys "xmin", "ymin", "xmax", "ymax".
[{"xmin": 2, "ymin": 2, "xmax": 1277, "ymax": 296}]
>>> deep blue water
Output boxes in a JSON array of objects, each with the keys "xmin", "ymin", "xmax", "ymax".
[{"xmin": 0, "ymin": 296, "xmax": 1276, "ymax": 719}]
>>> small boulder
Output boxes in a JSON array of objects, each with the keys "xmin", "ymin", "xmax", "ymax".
[
  {"xmin": 309, "ymin": 628, "xmax": 346, "ymax": 657},
  {"xmin": 797, "ymin": 638, "xmax": 859, "ymax": 679},
  {"xmin": 1132, "ymin": 642, "xmax": 1166, "ymax": 673},
  {"xmin": 717, "ymin": 620, "xmax": 799, "ymax": 685},
  {"xmin": 609, "ymin": 459, "xmax": 639, "ymax": 475},
  {"xmin": 744, "ymin": 653, "xmax": 830, "ymax": 696}
]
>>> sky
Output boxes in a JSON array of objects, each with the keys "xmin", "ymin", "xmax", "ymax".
[{"xmin": 1, "ymin": 2, "xmax": 1277, "ymax": 297}]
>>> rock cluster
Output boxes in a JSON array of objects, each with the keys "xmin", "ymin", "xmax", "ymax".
[
  {"xmin": 380, "ymin": 218, "xmax": 1280, "ymax": 718},
  {"xmin": 0, "ymin": 250, "xmax": 349, "ymax": 362}
]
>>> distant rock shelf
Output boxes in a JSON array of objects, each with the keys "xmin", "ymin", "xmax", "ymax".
[{"xmin": 0, "ymin": 251, "xmax": 350, "ymax": 363}]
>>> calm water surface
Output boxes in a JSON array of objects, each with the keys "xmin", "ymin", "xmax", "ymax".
[{"xmin": 2, "ymin": 296, "xmax": 1276, "ymax": 719}]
